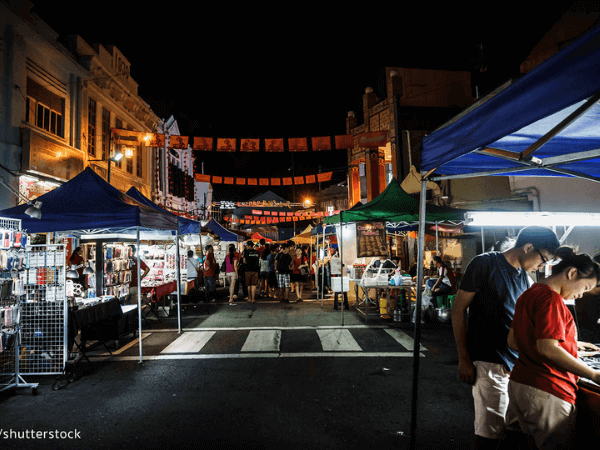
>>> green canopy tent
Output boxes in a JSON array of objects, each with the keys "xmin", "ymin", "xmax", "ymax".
[
  {"xmin": 323, "ymin": 177, "xmax": 465, "ymax": 225},
  {"xmin": 320, "ymin": 178, "xmax": 467, "ymax": 324}
]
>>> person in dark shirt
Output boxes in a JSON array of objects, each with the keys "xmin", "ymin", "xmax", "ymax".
[
  {"xmin": 243, "ymin": 241, "xmax": 260, "ymax": 303},
  {"xmin": 275, "ymin": 243, "xmax": 293, "ymax": 303},
  {"xmin": 451, "ymin": 226, "xmax": 560, "ymax": 449}
]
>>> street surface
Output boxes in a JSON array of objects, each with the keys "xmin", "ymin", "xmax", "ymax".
[{"xmin": 0, "ymin": 297, "xmax": 476, "ymax": 450}]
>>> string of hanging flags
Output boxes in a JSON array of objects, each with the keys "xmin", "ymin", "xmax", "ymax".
[
  {"xmin": 195, "ymin": 171, "xmax": 333, "ymax": 186},
  {"xmin": 111, "ymin": 128, "xmax": 389, "ymax": 151}
]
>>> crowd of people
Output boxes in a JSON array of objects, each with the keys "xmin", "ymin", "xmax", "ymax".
[{"xmin": 189, "ymin": 239, "xmax": 332, "ymax": 306}]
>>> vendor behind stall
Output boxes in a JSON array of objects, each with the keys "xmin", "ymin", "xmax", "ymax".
[
  {"xmin": 127, "ymin": 245, "xmax": 149, "ymax": 304},
  {"xmin": 426, "ymin": 256, "xmax": 455, "ymax": 295}
]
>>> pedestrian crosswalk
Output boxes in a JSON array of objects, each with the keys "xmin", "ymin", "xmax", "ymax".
[
  {"xmin": 158, "ymin": 326, "xmax": 426, "ymax": 359},
  {"xmin": 87, "ymin": 326, "xmax": 428, "ymax": 361}
]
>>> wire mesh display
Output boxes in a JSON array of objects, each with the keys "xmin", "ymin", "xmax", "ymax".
[
  {"xmin": 0, "ymin": 217, "xmax": 38, "ymax": 393},
  {"xmin": 18, "ymin": 244, "xmax": 66, "ymax": 375}
]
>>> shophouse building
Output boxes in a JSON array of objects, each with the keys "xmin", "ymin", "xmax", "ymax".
[{"xmin": 0, "ymin": 0, "xmax": 159, "ymax": 211}]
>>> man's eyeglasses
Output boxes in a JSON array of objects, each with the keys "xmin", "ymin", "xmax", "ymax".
[
  {"xmin": 535, "ymin": 249, "xmax": 561, "ymax": 266},
  {"xmin": 536, "ymin": 249, "xmax": 548, "ymax": 265}
]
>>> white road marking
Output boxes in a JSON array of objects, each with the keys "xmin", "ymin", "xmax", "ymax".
[
  {"xmin": 160, "ymin": 331, "xmax": 216, "ymax": 353},
  {"xmin": 384, "ymin": 329, "xmax": 427, "ymax": 352},
  {"xmin": 316, "ymin": 329, "xmax": 362, "ymax": 351},
  {"xmin": 88, "ymin": 352, "xmax": 422, "ymax": 361},
  {"xmin": 241, "ymin": 330, "xmax": 281, "ymax": 352}
]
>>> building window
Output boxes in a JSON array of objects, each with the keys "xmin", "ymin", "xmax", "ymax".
[
  {"xmin": 126, "ymin": 151, "xmax": 133, "ymax": 174},
  {"xmin": 25, "ymin": 78, "xmax": 64, "ymax": 139},
  {"xmin": 88, "ymin": 98, "xmax": 97, "ymax": 156},
  {"xmin": 136, "ymin": 147, "xmax": 142, "ymax": 178},
  {"xmin": 102, "ymin": 108, "xmax": 111, "ymax": 161}
]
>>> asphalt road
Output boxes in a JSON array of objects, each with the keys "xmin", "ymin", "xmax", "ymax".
[{"xmin": 1, "ymin": 298, "xmax": 476, "ymax": 450}]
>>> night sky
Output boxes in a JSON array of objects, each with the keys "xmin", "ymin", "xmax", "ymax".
[{"xmin": 31, "ymin": 2, "xmax": 576, "ymax": 203}]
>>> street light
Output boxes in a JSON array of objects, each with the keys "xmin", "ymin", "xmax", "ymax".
[{"xmin": 89, "ymin": 151, "xmax": 123, "ymax": 184}]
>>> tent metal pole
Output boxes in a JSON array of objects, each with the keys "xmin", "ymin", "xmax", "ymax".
[
  {"xmin": 137, "ymin": 226, "xmax": 143, "ymax": 364},
  {"xmin": 339, "ymin": 212, "xmax": 344, "ymax": 326},
  {"xmin": 409, "ymin": 176, "xmax": 428, "ymax": 449},
  {"xmin": 435, "ymin": 221, "xmax": 439, "ymax": 254},
  {"xmin": 321, "ymin": 225, "xmax": 326, "ymax": 308},
  {"xmin": 481, "ymin": 226, "xmax": 485, "ymax": 252},
  {"xmin": 175, "ymin": 228, "xmax": 182, "ymax": 334}
]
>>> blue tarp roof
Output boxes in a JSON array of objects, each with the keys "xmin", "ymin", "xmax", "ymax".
[
  {"xmin": 205, "ymin": 218, "xmax": 244, "ymax": 242},
  {"xmin": 421, "ymin": 24, "xmax": 600, "ymax": 179},
  {"xmin": 0, "ymin": 168, "xmax": 177, "ymax": 233},
  {"xmin": 126, "ymin": 187, "xmax": 202, "ymax": 235}
]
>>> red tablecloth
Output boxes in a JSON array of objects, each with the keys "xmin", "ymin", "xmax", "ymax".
[{"xmin": 141, "ymin": 281, "xmax": 177, "ymax": 303}]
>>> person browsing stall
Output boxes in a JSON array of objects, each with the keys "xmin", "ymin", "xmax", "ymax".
[
  {"xmin": 505, "ymin": 246, "xmax": 600, "ymax": 449},
  {"xmin": 127, "ymin": 245, "xmax": 150, "ymax": 305},
  {"xmin": 451, "ymin": 226, "xmax": 560, "ymax": 450},
  {"xmin": 203, "ymin": 245, "xmax": 217, "ymax": 303}
]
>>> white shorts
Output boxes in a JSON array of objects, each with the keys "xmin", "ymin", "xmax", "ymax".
[
  {"xmin": 472, "ymin": 361, "xmax": 510, "ymax": 440},
  {"xmin": 506, "ymin": 381, "xmax": 576, "ymax": 449}
]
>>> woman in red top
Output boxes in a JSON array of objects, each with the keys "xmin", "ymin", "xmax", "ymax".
[
  {"xmin": 291, "ymin": 247, "xmax": 309, "ymax": 302},
  {"xmin": 506, "ymin": 246, "xmax": 600, "ymax": 449}
]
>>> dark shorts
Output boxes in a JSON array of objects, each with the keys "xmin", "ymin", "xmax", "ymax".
[
  {"xmin": 245, "ymin": 271, "xmax": 259, "ymax": 286},
  {"xmin": 259, "ymin": 271, "xmax": 269, "ymax": 280}
]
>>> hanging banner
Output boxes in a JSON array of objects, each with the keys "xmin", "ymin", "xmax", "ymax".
[
  {"xmin": 294, "ymin": 176, "xmax": 304, "ymax": 185},
  {"xmin": 212, "ymin": 176, "xmax": 223, "ymax": 184},
  {"xmin": 317, "ymin": 172, "xmax": 332, "ymax": 182},
  {"xmin": 195, "ymin": 174, "xmax": 211, "ymax": 183},
  {"xmin": 169, "ymin": 135, "xmax": 189, "ymax": 149},
  {"xmin": 217, "ymin": 138, "xmax": 236, "ymax": 152},
  {"xmin": 282, "ymin": 177, "xmax": 293, "ymax": 186},
  {"xmin": 288, "ymin": 138, "xmax": 308, "ymax": 152},
  {"xmin": 193, "ymin": 137, "xmax": 213, "ymax": 151},
  {"xmin": 147, "ymin": 133, "xmax": 165, "ymax": 148},
  {"xmin": 236, "ymin": 178, "xmax": 246, "ymax": 185},
  {"xmin": 259, "ymin": 178, "xmax": 270, "ymax": 186},
  {"xmin": 305, "ymin": 174, "xmax": 316, "ymax": 184},
  {"xmin": 311, "ymin": 136, "xmax": 331, "ymax": 151},
  {"xmin": 357, "ymin": 131, "xmax": 388, "ymax": 148},
  {"xmin": 356, "ymin": 222, "xmax": 387, "ymax": 258},
  {"xmin": 265, "ymin": 139, "xmax": 284, "ymax": 152},
  {"xmin": 248, "ymin": 178, "xmax": 257, "ymax": 186},
  {"xmin": 271, "ymin": 178, "xmax": 281, "ymax": 186},
  {"xmin": 240, "ymin": 139, "xmax": 260, "ymax": 152},
  {"xmin": 335, "ymin": 135, "xmax": 354, "ymax": 149}
]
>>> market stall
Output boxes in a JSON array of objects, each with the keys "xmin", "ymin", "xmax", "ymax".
[
  {"xmin": 415, "ymin": 24, "xmax": 600, "ymax": 448},
  {"xmin": 322, "ymin": 178, "xmax": 465, "ymax": 322},
  {"xmin": 0, "ymin": 168, "xmax": 178, "ymax": 365},
  {"xmin": 126, "ymin": 187, "xmax": 212, "ymax": 326}
]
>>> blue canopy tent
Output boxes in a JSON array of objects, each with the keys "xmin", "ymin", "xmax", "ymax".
[
  {"xmin": 0, "ymin": 168, "xmax": 179, "ymax": 364},
  {"xmin": 404, "ymin": 24, "xmax": 600, "ymax": 449},
  {"xmin": 0, "ymin": 168, "xmax": 177, "ymax": 233},
  {"xmin": 205, "ymin": 218, "xmax": 244, "ymax": 242},
  {"xmin": 126, "ymin": 187, "xmax": 204, "ymax": 236}
]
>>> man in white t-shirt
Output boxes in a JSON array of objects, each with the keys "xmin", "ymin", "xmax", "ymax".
[{"xmin": 187, "ymin": 250, "xmax": 200, "ymax": 282}]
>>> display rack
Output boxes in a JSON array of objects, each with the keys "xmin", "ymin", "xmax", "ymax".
[
  {"xmin": 19, "ymin": 244, "xmax": 67, "ymax": 375},
  {"xmin": 0, "ymin": 217, "xmax": 39, "ymax": 394}
]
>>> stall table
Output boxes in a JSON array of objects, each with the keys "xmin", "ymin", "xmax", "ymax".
[
  {"xmin": 73, "ymin": 298, "xmax": 138, "ymax": 354},
  {"xmin": 576, "ymin": 356, "xmax": 600, "ymax": 441},
  {"xmin": 141, "ymin": 281, "xmax": 178, "ymax": 322},
  {"xmin": 354, "ymin": 280, "xmax": 415, "ymax": 323}
]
